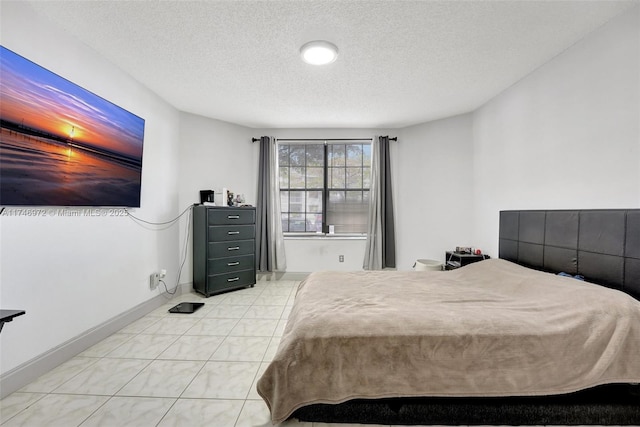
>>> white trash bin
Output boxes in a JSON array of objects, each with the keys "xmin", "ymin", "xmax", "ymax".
[{"xmin": 413, "ymin": 259, "xmax": 443, "ymax": 271}]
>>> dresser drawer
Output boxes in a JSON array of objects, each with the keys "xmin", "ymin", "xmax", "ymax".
[
  {"xmin": 208, "ymin": 239, "xmax": 255, "ymax": 258},
  {"xmin": 208, "ymin": 225, "xmax": 255, "ymax": 242},
  {"xmin": 207, "ymin": 269, "xmax": 256, "ymax": 290},
  {"xmin": 208, "ymin": 254, "xmax": 255, "ymax": 274},
  {"xmin": 208, "ymin": 209, "xmax": 255, "ymax": 225}
]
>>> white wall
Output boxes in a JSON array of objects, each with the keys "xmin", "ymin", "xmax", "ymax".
[
  {"xmin": 0, "ymin": 2, "xmax": 181, "ymax": 373},
  {"xmin": 284, "ymin": 238, "xmax": 366, "ymax": 272},
  {"xmin": 396, "ymin": 114, "xmax": 474, "ymax": 269},
  {"xmin": 177, "ymin": 112, "xmax": 256, "ymax": 284},
  {"xmin": 472, "ymin": 6, "xmax": 640, "ymax": 256}
]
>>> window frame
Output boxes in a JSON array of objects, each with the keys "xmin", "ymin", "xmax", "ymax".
[{"xmin": 278, "ymin": 139, "xmax": 372, "ymax": 237}]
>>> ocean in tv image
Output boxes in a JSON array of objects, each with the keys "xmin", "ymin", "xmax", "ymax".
[{"xmin": 0, "ymin": 46, "xmax": 145, "ymax": 207}]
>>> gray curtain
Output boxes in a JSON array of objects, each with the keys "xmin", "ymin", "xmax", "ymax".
[
  {"xmin": 256, "ymin": 136, "xmax": 286, "ymax": 272},
  {"xmin": 363, "ymin": 135, "xmax": 396, "ymax": 269}
]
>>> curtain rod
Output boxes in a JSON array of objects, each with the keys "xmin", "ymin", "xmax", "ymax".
[{"xmin": 251, "ymin": 136, "xmax": 397, "ymax": 142}]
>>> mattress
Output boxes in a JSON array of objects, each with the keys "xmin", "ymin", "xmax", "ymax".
[{"xmin": 257, "ymin": 259, "xmax": 640, "ymax": 423}]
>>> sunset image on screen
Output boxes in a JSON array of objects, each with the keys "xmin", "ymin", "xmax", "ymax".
[{"xmin": 0, "ymin": 46, "xmax": 145, "ymax": 206}]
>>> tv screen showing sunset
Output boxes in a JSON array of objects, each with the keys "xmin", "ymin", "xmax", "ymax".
[{"xmin": 0, "ymin": 46, "xmax": 145, "ymax": 207}]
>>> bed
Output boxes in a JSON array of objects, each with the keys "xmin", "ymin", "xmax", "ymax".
[{"xmin": 257, "ymin": 209, "xmax": 640, "ymax": 425}]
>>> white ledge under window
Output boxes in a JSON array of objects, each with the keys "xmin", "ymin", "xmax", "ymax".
[{"xmin": 284, "ymin": 233, "xmax": 367, "ymax": 240}]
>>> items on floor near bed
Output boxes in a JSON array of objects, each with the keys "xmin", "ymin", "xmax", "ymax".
[{"xmin": 257, "ymin": 259, "xmax": 640, "ymax": 424}]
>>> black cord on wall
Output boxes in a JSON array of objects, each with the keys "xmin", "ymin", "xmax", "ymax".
[{"xmin": 125, "ymin": 205, "xmax": 194, "ymax": 296}]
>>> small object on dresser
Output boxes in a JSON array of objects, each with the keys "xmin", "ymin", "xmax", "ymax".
[{"xmin": 199, "ymin": 190, "xmax": 214, "ymax": 204}]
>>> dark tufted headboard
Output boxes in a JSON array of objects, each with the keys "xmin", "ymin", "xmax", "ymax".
[{"xmin": 499, "ymin": 209, "xmax": 640, "ymax": 299}]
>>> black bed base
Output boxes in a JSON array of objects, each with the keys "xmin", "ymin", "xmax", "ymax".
[{"xmin": 291, "ymin": 384, "xmax": 640, "ymax": 425}]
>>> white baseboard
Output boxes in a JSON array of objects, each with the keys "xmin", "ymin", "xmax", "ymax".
[{"xmin": 0, "ymin": 289, "xmax": 185, "ymax": 399}]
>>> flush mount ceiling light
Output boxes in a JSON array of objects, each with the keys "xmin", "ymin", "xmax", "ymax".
[{"xmin": 300, "ymin": 40, "xmax": 338, "ymax": 65}]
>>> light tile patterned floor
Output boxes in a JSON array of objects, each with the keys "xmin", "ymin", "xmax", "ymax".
[{"xmin": 1, "ymin": 279, "xmax": 324, "ymax": 427}]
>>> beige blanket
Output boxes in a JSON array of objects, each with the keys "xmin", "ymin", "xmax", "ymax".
[{"xmin": 257, "ymin": 259, "xmax": 640, "ymax": 423}]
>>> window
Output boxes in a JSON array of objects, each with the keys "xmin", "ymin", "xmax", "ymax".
[{"xmin": 279, "ymin": 141, "xmax": 371, "ymax": 235}]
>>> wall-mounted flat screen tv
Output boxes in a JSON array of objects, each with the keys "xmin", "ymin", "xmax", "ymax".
[{"xmin": 0, "ymin": 46, "xmax": 145, "ymax": 207}]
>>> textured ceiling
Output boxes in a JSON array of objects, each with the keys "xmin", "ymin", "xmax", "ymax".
[{"xmin": 26, "ymin": 0, "xmax": 637, "ymax": 129}]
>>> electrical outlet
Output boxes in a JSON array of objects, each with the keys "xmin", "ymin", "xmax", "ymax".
[
  {"xmin": 339, "ymin": 255, "xmax": 344, "ymax": 262},
  {"xmin": 159, "ymin": 269, "xmax": 166, "ymax": 279},
  {"xmin": 150, "ymin": 272, "xmax": 160, "ymax": 289}
]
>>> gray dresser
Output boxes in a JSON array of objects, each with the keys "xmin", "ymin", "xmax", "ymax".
[{"xmin": 192, "ymin": 205, "xmax": 256, "ymax": 297}]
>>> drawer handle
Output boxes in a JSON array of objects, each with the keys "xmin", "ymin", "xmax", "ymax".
[
  {"xmin": 228, "ymin": 215, "xmax": 240, "ymax": 219},
  {"xmin": 227, "ymin": 277, "xmax": 240, "ymax": 282},
  {"xmin": 227, "ymin": 231, "xmax": 240, "ymax": 235},
  {"xmin": 227, "ymin": 261, "xmax": 240, "ymax": 266},
  {"xmin": 228, "ymin": 246, "xmax": 240, "ymax": 251}
]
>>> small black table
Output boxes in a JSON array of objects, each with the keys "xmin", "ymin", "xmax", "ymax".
[
  {"xmin": 445, "ymin": 251, "xmax": 490, "ymax": 270},
  {"xmin": 0, "ymin": 309, "xmax": 26, "ymax": 333}
]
